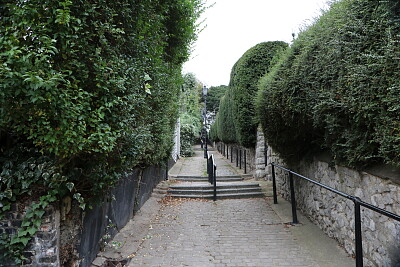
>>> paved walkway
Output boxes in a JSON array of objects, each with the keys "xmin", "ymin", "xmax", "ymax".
[{"xmin": 92, "ymin": 146, "xmax": 355, "ymax": 267}]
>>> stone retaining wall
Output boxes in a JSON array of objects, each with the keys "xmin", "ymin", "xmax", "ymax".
[
  {"xmin": 265, "ymin": 145, "xmax": 400, "ymax": 266},
  {"xmin": 1, "ymin": 165, "xmax": 168, "ymax": 266},
  {"xmin": 0, "ymin": 205, "xmax": 60, "ymax": 266}
]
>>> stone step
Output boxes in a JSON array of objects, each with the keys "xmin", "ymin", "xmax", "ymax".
[
  {"xmin": 168, "ymin": 192, "xmax": 265, "ymax": 199},
  {"xmin": 173, "ymin": 177, "xmax": 243, "ymax": 182},
  {"xmin": 167, "ymin": 187, "xmax": 262, "ymax": 195},
  {"xmin": 169, "ymin": 183, "xmax": 260, "ymax": 191}
]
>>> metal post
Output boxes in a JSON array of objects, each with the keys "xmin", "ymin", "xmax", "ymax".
[
  {"xmin": 204, "ymin": 132, "xmax": 207, "ymax": 158},
  {"xmin": 354, "ymin": 198, "xmax": 364, "ymax": 267},
  {"xmin": 165, "ymin": 159, "xmax": 169, "ymax": 180},
  {"xmin": 239, "ymin": 150, "xmax": 242, "ymax": 169},
  {"xmin": 264, "ymin": 140, "xmax": 268, "ymax": 169},
  {"xmin": 271, "ymin": 164, "xmax": 278, "ymax": 204},
  {"xmin": 289, "ymin": 172, "xmax": 298, "ymax": 224},
  {"xmin": 236, "ymin": 148, "xmax": 239, "ymax": 167},
  {"xmin": 226, "ymin": 145, "xmax": 228, "ymax": 159},
  {"xmin": 213, "ymin": 165, "xmax": 217, "ymax": 201},
  {"xmin": 231, "ymin": 146, "xmax": 233, "ymax": 163},
  {"xmin": 208, "ymin": 156, "xmax": 211, "ymax": 184},
  {"xmin": 244, "ymin": 150, "xmax": 247, "ymax": 174}
]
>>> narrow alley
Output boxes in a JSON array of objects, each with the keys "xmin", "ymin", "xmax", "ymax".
[{"xmin": 92, "ymin": 146, "xmax": 354, "ymax": 267}]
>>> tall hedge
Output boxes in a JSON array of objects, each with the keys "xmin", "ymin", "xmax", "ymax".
[
  {"xmin": 256, "ymin": 0, "xmax": 400, "ymax": 168},
  {"xmin": 214, "ymin": 87, "xmax": 237, "ymax": 144},
  {"xmin": 206, "ymin": 85, "xmax": 228, "ymax": 113},
  {"xmin": 229, "ymin": 41, "xmax": 288, "ymax": 148},
  {"xmin": 180, "ymin": 73, "xmax": 202, "ymax": 156},
  {"xmin": 0, "ymin": 0, "xmax": 204, "ymax": 262}
]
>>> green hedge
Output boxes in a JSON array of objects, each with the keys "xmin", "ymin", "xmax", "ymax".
[
  {"xmin": 229, "ymin": 41, "xmax": 288, "ymax": 148},
  {"xmin": 180, "ymin": 73, "xmax": 202, "ymax": 156},
  {"xmin": 213, "ymin": 87, "xmax": 237, "ymax": 144},
  {"xmin": 0, "ymin": 0, "xmax": 203, "ymax": 262},
  {"xmin": 257, "ymin": 0, "xmax": 400, "ymax": 168},
  {"xmin": 206, "ymin": 85, "xmax": 228, "ymax": 113}
]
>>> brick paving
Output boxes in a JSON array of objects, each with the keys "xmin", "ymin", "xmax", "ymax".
[
  {"xmin": 127, "ymin": 198, "xmax": 319, "ymax": 267},
  {"xmin": 93, "ymin": 145, "xmax": 354, "ymax": 267}
]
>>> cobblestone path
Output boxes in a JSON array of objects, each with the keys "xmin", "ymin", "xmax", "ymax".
[{"xmin": 127, "ymin": 198, "xmax": 320, "ymax": 267}]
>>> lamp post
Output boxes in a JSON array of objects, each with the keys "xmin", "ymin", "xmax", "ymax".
[{"xmin": 203, "ymin": 85, "xmax": 208, "ymax": 158}]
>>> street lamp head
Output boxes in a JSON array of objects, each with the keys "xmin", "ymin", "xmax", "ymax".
[{"xmin": 202, "ymin": 85, "xmax": 208, "ymax": 96}]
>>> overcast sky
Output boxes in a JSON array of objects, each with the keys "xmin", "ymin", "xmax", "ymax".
[{"xmin": 183, "ymin": 0, "xmax": 330, "ymax": 87}]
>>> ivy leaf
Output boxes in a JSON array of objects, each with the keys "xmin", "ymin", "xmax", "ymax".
[
  {"xmin": 21, "ymin": 221, "xmax": 32, "ymax": 227},
  {"xmin": 145, "ymin": 83, "xmax": 152, "ymax": 94}
]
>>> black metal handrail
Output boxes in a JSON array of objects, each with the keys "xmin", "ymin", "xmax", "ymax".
[
  {"xmin": 207, "ymin": 153, "xmax": 217, "ymax": 201},
  {"xmin": 271, "ymin": 162, "xmax": 400, "ymax": 267}
]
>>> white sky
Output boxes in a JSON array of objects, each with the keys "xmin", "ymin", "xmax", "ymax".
[{"xmin": 183, "ymin": 0, "xmax": 330, "ymax": 87}]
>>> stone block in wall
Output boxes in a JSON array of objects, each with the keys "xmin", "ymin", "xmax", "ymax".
[
  {"xmin": 268, "ymin": 140, "xmax": 400, "ymax": 266},
  {"xmin": 0, "ymin": 204, "xmax": 60, "ymax": 267},
  {"xmin": 255, "ymin": 170, "xmax": 266, "ymax": 180}
]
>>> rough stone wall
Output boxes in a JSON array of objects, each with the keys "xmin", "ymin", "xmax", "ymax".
[
  {"xmin": 1, "ymin": 165, "xmax": 167, "ymax": 267},
  {"xmin": 255, "ymin": 126, "xmax": 266, "ymax": 180},
  {"xmin": 172, "ymin": 118, "xmax": 180, "ymax": 161},
  {"xmin": 0, "ymin": 204, "xmax": 60, "ymax": 266},
  {"xmin": 266, "ymin": 145, "xmax": 400, "ymax": 267}
]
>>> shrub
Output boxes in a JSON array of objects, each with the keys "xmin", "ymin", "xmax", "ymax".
[
  {"xmin": 0, "ymin": 0, "xmax": 204, "ymax": 262},
  {"xmin": 206, "ymin": 85, "xmax": 228, "ymax": 113},
  {"xmin": 229, "ymin": 41, "xmax": 288, "ymax": 148},
  {"xmin": 215, "ymin": 87, "xmax": 237, "ymax": 144},
  {"xmin": 180, "ymin": 73, "xmax": 202, "ymax": 156},
  {"xmin": 257, "ymin": 0, "xmax": 400, "ymax": 168}
]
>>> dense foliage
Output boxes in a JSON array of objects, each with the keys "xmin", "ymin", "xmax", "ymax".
[
  {"xmin": 180, "ymin": 73, "xmax": 202, "ymax": 157},
  {"xmin": 256, "ymin": 0, "xmax": 400, "ymax": 168},
  {"xmin": 206, "ymin": 85, "xmax": 228, "ymax": 113},
  {"xmin": 230, "ymin": 41, "xmax": 288, "ymax": 148},
  {"xmin": 0, "ymin": 0, "xmax": 204, "ymax": 263},
  {"xmin": 211, "ymin": 87, "xmax": 237, "ymax": 144},
  {"xmin": 209, "ymin": 41, "xmax": 287, "ymax": 146}
]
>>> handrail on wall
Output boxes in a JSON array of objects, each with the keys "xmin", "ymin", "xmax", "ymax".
[{"xmin": 271, "ymin": 162, "xmax": 400, "ymax": 267}]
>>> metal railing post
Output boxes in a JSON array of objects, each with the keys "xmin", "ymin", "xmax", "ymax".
[
  {"xmin": 354, "ymin": 197, "xmax": 364, "ymax": 267},
  {"xmin": 208, "ymin": 156, "xmax": 211, "ymax": 184},
  {"xmin": 213, "ymin": 165, "xmax": 217, "ymax": 201},
  {"xmin": 231, "ymin": 146, "xmax": 233, "ymax": 163},
  {"xmin": 271, "ymin": 164, "xmax": 278, "ymax": 204},
  {"xmin": 236, "ymin": 148, "xmax": 239, "ymax": 167},
  {"xmin": 269, "ymin": 162, "xmax": 400, "ymax": 265},
  {"xmin": 244, "ymin": 150, "xmax": 247, "ymax": 174},
  {"xmin": 239, "ymin": 150, "xmax": 242, "ymax": 169},
  {"xmin": 289, "ymin": 172, "xmax": 298, "ymax": 224}
]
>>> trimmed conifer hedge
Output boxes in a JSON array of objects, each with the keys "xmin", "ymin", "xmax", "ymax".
[
  {"xmin": 256, "ymin": 0, "xmax": 400, "ymax": 168},
  {"xmin": 230, "ymin": 41, "xmax": 288, "ymax": 148}
]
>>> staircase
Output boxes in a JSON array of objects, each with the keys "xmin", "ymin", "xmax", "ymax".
[
  {"xmin": 171, "ymin": 175, "xmax": 243, "ymax": 182},
  {"xmin": 167, "ymin": 182, "xmax": 264, "ymax": 199}
]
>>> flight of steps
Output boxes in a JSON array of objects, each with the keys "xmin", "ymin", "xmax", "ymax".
[
  {"xmin": 166, "ymin": 182, "xmax": 265, "ymax": 199},
  {"xmin": 170, "ymin": 175, "xmax": 243, "ymax": 182}
]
